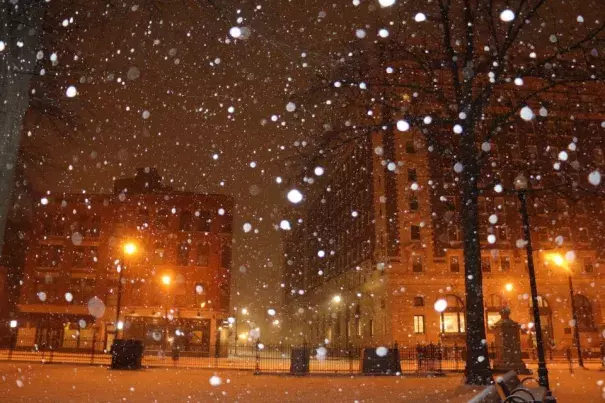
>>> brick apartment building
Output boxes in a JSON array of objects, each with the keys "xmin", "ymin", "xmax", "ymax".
[
  {"xmin": 16, "ymin": 168, "xmax": 234, "ymax": 352},
  {"xmin": 283, "ymin": 87, "xmax": 605, "ymax": 351}
]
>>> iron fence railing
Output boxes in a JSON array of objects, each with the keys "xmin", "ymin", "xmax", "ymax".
[{"xmin": 0, "ymin": 337, "xmax": 601, "ymax": 373}]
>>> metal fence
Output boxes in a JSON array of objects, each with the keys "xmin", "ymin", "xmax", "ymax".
[{"xmin": 0, "ymin": 338, "xmax": 601, "ymax": 373}]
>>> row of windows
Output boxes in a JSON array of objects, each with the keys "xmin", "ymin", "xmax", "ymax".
[{"xmin": 407, "ymin": 254, "xmax": 595, "ymax": 273}]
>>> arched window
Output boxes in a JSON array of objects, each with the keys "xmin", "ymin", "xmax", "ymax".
[
  {"xmin": 574, "ymin": 295, "xmax": 595, "ymax": 332},
  {"xmin": 441, "ymin": 294, "xmax": 465, "ymax": 334},
  {"xmin": 179, "ymin": 211, "xmax": 193, "ymax": 231},
  {"xmin": 528, "ymin": 296, "xmax": 554, "ymax": 347}
]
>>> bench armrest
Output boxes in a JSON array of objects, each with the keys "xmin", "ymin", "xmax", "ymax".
[{"xmin": 520, "ymin": 377, "xmax": 539, "ymax": 386}]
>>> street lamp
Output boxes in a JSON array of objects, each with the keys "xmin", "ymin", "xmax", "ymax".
[
  {"xmin": 504, "ymin": 283, "xmax": 514, "ymax": 293},
  {"xmin": 434, "ymin": 298, "xmax": 448, "ymax": 336},
  {"xmin": 115, "ymin": 240, "xmax": 138, "ymax": 339},
  {"xmin": 515, "ymin": 173, "xmax": 550, "ymax": 390},
  {"xmin": 546, "ymin": 253, "xmax": 584, "ymax": 368},
  {"xmin": 161, "ymin": 274, "xmax": 173, "ymax": 350},
  {"xmin": 331, "ymin": 295, "xmax": 348, "ymax": 346}
]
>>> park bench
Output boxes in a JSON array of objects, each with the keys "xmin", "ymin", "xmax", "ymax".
[
  {"xmin": 468, "ymin": 384, "xmax": 532, "ymax": 403},
  {"xmin": 496, "ymin": 370, "xmax": 547, "ymax": 402}
]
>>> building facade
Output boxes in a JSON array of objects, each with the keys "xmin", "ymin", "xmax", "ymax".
[
  {"xmin": 283, "ymin": 114, "xmax": 605, "ymax": 352},
  {"xmin": 16, "ymin": 168, "xmax": 234, "ymax": 352}
]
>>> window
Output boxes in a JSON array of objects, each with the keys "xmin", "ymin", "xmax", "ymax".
[
  {"xmin": 369, "ymin": 319, "xmax": 374, "ymax": 337},
  {"xmin": 478, "ymin": 197, "xmax": 487, "ymax": 215},
  {"xmin": 196, "ymin": 243, "xmax": 210, "ymax": 266},
  {"xmin": 406, "ymin": 141, "xmax": 416, "ymax": 154},
  {"xmin": 440, "ymin": 294, "xmax": 465, "ymax": 333},
  {"xmin": 197, "ymin": 211, "xmax": 212, "ymax": 232},
  {"xmin": 497, "ymin": 226, "xmax": 509, "ymax": 241},
  {"xmin": 501, "ymin": 256, "xmax": 511, "ymax": 272},
  {"xmin": 574, "ymin": 295, "xmax": 595, "ymax": 331},
  {"xmin": 486, "ymin": 312, "xmax": 502, "ymax": 330},
  {"xmin": 447, "ymin": 226, "xmax": 460, "ymax": 242},
  {"xmin": 578, "ymin": 228, "xmax": 589, "ymax": 243},
  {"xmin": 443, "ymin": 169, "xmax": 453, "ymax": 184},
  {"xmin": 411, "ymin": 225, "xmax": 421, "ymax": 241},
  {"xmin": 177, "ymin": 242, "xmax": 189, "ymax": 266},
  {"xmin": 409, "ymin": 196, "xmax": 419, "ymax": 211},
  {"xmin": 72, "ymin": 247, "xmax": 86, "ymax": 268},
  {"xmin": 414, "ymin": 315, "xmax": 425, "ymax": 334},
  {"xmin": 37, "ymin": 246, "xmax": 63, "ymax": 267},
  {"xmin": 583, "ymin": 257, "xmax": 594, "ymax": 273},
  {"xmin": 412, "ymin": 255, "xmax": 423, "ymax": 272},
  {"xmin": 594, "ymin": 148, "xmax": 604, "ymax": 165},
  {"xmin": 155, "ymin": 209, "xmax": 170, "ymax": 230},
  {"xmin": 449, "ymin": 256, "xmax": 460, "ymax": 272},
  {"xmin": 481, "ymin": 257, "xmax": 491, "ymax": 272},
  {"xmin": 537, "ymin": 227, "xmax": 549, "ymax": 242},
  {"xmin": 413, "ymin": 296, "xmax": 424, "ymax": 307},
  {"xmin": 221, "ymin": 243, "xmax": 232, "ymax": 268},
  {"xmin": 153, "ymin": 242, "xmax": 165, "ymax": 265},
  {"xmin": 527, "ymin": 145, "xmax": 538, "ymax": 160},
  {"xmin": 407, "ymin": 168, "xmax": 417, "ymax": 183},
  {"xmin": 179, "ymin": 211, "xmax": 194, "ymax": 231}
]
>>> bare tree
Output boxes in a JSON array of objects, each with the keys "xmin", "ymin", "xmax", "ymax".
[{"xmin": 291, "ymin": 0, "xmax": 605, "ymax": 385}]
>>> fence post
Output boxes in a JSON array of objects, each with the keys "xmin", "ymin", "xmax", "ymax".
[
  {"xmin": 254, "ymin": 340, "xmax": 261, "ymax": 374},
  {"xmin": 90, "ymin": 333, "xmax": 96, "ymax": 365},
  {"xmin": 348, "ymin": 343, "xmax": 353, "ymax": 373}
]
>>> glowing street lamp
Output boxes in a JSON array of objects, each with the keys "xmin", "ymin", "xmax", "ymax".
[
  {"xmin": 332, "ymin": 295, "xmax": 342, "ymax": 303},
  {"xmin": 505, "ymin": 283, "xmax": 514, "ymax": 292},
  {"xmin": 546, "ymin": 252, "xmax": 584, "ymax": 368},
  {"xmin": 115, "ymin": 240, "xmax": 139, "ymax": 339},
  {"xmin": 434, "ymin": 298, "xmax": 448, "ymax": 335},
  {"xmin": 162, "ymin": 275, "xmax": 172, "ymax": 286}
]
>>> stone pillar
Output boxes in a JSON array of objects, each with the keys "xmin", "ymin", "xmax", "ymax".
[{"xmin": 493, "ymin": 307, "xmax": 531, "ymax": 374}]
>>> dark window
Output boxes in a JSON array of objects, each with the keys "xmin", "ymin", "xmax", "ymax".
[
  {"xmin": 221, "ymin": 244, "xmax": 232, "ymax": 268},
  {"xmin": 594, "ymin": 148, "xmax": 604, "ymax": 165},
  {"xmin": 196, "ymin": 243, "xmax": 210, "ymax": 266},
  {"xmin": 578, "ymin": 228, "xmax": 589, "ymax": 243},
  {"xmin": 450, "ymin": 256, "xmax": 460, "ymax": 272},
  {"xmin": 412, "ymin": 255, "xmax": 423, "ymax": 272},
  {"xmin": 179, "ymin": 211, "xmax": 194, "ymax": 231},
  {"xmin": 407, "ymin": 168, "xmax": 418, "ymax": 183},
  {"xmin": 497, "ymin": 226, "xmax": 509, "ymax": 241},
  {"xmin": 72, "ymin": 247, "xmax": 86, "ymax": 268},
  {"xmin": 584, "ymin": 258, "xmax": 594, "ymax": 273},
  {"xmin": 481, "ymin": 257, "xmax": 491, "ymax": 272},
  {"xmin": 443, "ymin": 169, "xmax": 454, "ymax": 184},
  {"xmin": 197, "ymin": 211, "xmax": 212, "ymax": 232},
  {"xmin": 177, "ymin": 242, "xmax": 189, "ymax": 266},
  {"xmin": 155, "ymin": 209, "xmax": 170, "ymax": 230},
  {"xmin": 411, "ymin": 225, "xmax": 421, "ymax": 241},
  {"xmin": 406, "ymin": 141, "xmax": 416, "ymax": 154},
  {"xmin": 448, "ymin": 226, "xmax": 460, "ymax": 242},
  {"xmin": 501, "ymin": 256, "xmax": 511, "ymax": 271},
  {"xmin": 413, "ymin": 296, "xmax": 424, "ymax": 307},
  {"xmin": 409, "ymin": 196, "xmax": 419, "ymax": 211}
]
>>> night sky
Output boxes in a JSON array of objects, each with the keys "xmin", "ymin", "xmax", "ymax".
[{"xmin": 21, "ymin": 0, "xmax": 388, "ymax": 339}]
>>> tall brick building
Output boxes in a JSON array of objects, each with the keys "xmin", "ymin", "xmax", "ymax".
[
  {"xmin": 283, "ymin": 102, "xmax": 605, "ymax": 351},
  {"xmin": 16, "ymin": 168, "xmax": 234, "ymax": 352}
]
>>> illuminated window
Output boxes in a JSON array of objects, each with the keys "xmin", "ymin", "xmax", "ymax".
[
  {"xmin": 439, "ymin": 294, "xmax": 465, "ymax": 333},
  {"xmin": 441, "ymin": 312, "xmax": 465, "ymax": 333},
  {"xmin": 414, "ymin": 315, "xmax": 425, "ymax": 334},
  {"xmin": 486, "ymin": 312, "xmax": 501, "ymax": 329}
]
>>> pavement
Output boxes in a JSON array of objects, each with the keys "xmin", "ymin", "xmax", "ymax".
[{"xmin": 0, "ymin": 361, "xmax": 603, "ymax": 402}]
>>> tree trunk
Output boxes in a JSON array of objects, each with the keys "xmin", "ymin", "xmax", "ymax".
[{"xmin": 460, "ymin": 126, "xmax": 492, "ymax": 385}]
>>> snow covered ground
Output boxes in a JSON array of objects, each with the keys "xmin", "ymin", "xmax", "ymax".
[{"xmin": 0, "ymin": 362, "xmax": 603, "ymax": 402}]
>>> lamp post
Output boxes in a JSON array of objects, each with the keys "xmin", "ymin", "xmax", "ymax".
[
  {"xmin": 434, "ymin": 298, "xmax": 448, "ymax": 337},
  {"xmin": 161, "ymin": 274, "xmax": 172, "ymax": 350},
  {"xmin": 515, "ymin": 174, "xmax": 550, "ymax": 390},
  {"xmin": 332, "ymin": 295, "xmax": 348, "ymax": 346},
  {"xmin": 546, "ymin": 253, "xmax": 584, "ymax": 368},
  {"xmin": 115, "ymin": 241, "xmax": 138, "ymax": 339}
]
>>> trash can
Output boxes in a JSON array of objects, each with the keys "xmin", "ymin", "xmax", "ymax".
[
  {"xmin": 290, "ymin": 346, "xmax": 310, "ymax": 375},
  {"xmin": 111, "ymin": 339, "xmax": 144, "ymax": 370}
]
